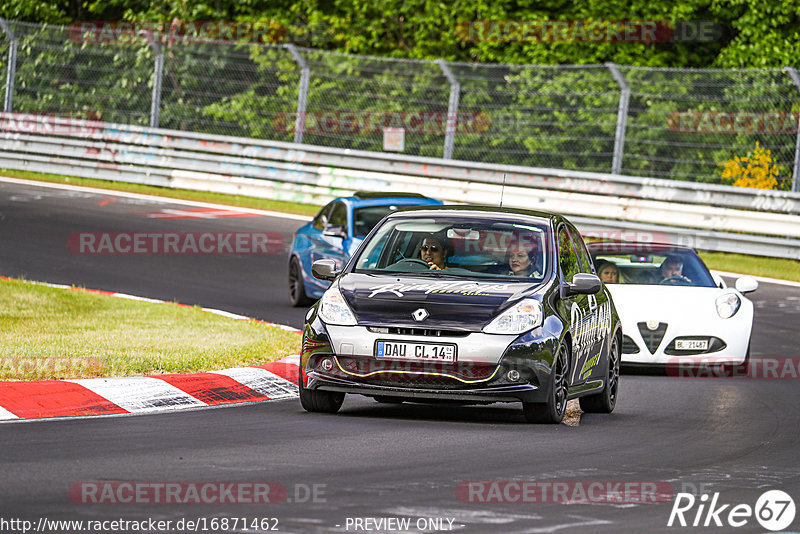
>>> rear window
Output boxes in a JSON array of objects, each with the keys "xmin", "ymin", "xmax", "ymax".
[{"xmin": 353, "ymin": 206, "xmax": 404, "ymax": 237}]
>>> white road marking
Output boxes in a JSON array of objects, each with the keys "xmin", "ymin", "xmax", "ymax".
[
  {"xmin": 67, "ymin": 377, "xmax": 206, "ymax": 412},
  {"xmin": 711, "ymin": 270, "xmax": 800, "ymax": 288},
  {"xmin": 0, "ymin": 405, "xmax": 19, "ymax": 420},
  {"xmin": 0, "ymin": 175, "xmax": 312, "ymax": 221},
  {"xmin": 210, "ymin": 367, "xmax": 298, "ymax": 399}
]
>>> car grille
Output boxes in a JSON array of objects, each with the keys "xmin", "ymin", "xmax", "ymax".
[
  {"xmin": 367, "ymin": 326, "xmax": 470, "ymax": 337},
  {"xmin": 622, "ymin": 335, "xmax": 640, "ymax": 354},
  {"xmin": 637, "ymin": 322, "xmax": 668, "ymax": 354},
  {"xmin": 320, "ymin": 356, "xmax": 499, "ymax": 390}
]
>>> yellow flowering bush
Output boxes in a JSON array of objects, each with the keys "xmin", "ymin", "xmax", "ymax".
[{"xmin": 718, "ymin": 141, "xmax": 782, "ymax": 190}]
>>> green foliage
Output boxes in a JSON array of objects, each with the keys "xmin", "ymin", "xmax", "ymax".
[{"xmin": 1, "ymin": 0, "xmax": 798, "ymax": 183}]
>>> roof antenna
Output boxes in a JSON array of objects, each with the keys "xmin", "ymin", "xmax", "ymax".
[{"xmin": 500, "ymin": 173, "xmax": 507, "ymax": 208}]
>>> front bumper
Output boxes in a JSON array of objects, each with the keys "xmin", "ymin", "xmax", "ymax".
[{"xmin": 302, "ymin": 321, "xmax": 560, "ymax": 404}]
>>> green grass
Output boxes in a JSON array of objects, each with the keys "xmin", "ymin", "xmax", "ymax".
[
  {"xmin": 0, "ymin": 278, "xmax": 301, "ymax": 381},
  {"xmin": 698, "ymin": 251, "xmax": 800, "ymax": 282},
  {"xmin": 4, "ymin": 168, "xmax": 799, "ymax": 282}
]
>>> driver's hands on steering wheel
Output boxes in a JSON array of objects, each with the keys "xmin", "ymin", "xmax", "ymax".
[
  {"xmin": 659, "ymin": 275, "xmax": 691, "ymax": 285},
  {"xmin": 428, "ymin": 262, "xmax": 442, "ymax": 270}
]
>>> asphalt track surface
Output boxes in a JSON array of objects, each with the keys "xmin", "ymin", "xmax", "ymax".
[{"xmin": 2, "ymin": 179, "xmax": 800, "ymax": 533}]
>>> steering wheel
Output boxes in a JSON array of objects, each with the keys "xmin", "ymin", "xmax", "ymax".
[
  {"xmin": 394, "ymin": 258, "xmax": 433, "ymax": 270},
  {"xmin": 659, "ymin": 275, "xmax": 690, "ymax": 285}
]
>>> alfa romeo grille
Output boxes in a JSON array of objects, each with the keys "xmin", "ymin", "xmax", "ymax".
[
  {"xmin": 637, "ymin": 322, "xmax": 668, "ymax": 354},
  {"xmin": 622, "ymin": 335, "xmax": 640, "ymax": 354}
]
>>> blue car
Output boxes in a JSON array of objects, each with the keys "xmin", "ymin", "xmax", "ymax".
[{"xmin": 288, "ymin": 192, "xmax": 442, "ymax": 306}]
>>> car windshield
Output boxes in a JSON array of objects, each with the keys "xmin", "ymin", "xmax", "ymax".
[
  {"xmin": 590, "ymin": 249, "xmax": 716, "ymax": 287},
  {"xmin": 353, "ymin": 205, "xmax": 407, "ymax": 238},
  {"xmin": 352, "ymin": 215, "xmax": 551, "ymax": 280}
]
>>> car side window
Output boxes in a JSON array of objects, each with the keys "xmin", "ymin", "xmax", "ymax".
[
  {"xmin": 569, "ymin": 227, "xmax": 595, "ymax": 274},
  {"xmin": 328, "ymin": 202, "xmax": 347, "ymax": 228},
  {"xmin": 312, "ymin": 203, "xmax": 334, "ymax": 231},
  {"xmin": 558, "ymin": 226, "xmax": 580, "ymax": 282}
]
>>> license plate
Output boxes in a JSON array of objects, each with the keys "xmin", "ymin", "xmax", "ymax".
[
  {"xmin": 675, "ymin": 339, "xmax": 708, "ymax": 350},
  {"xmin": 375, "ymin": 341, "xmax": 457, "ymax": 362}
]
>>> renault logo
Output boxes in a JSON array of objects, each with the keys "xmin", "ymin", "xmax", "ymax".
[{"xmin": 412, "ymin": 308, "xmax": 429, "ymax": 322}]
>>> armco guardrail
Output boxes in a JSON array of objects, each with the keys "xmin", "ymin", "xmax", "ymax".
[{"xmin": 1, "ymin": 113, "xmax": 800, "ymax": 259}]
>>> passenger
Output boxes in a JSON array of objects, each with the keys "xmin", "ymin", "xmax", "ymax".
[
  {"xmin": 595, "ymin": 260, "xmax": 620, "ymax": 284},
  {"xmin": 506, "ymin": 242, "xmax": 541, "ymax": 277},
  {"xmin": 420, "ymin": 234, "xmax": 450, "ymax": 270}
]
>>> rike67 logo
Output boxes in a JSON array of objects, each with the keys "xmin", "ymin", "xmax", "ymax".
[{"xmin": 668, "ymin": 490, "xmax": 796, "ymax": 531}]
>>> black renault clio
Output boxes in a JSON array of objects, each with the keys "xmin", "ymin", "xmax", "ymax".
[{"xmin": 299, "ymin": 206, "xmax": 621, "ymax": 423}]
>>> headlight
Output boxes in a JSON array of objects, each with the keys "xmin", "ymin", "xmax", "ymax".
[
  {"xmin": 318, "ymin": 286, "xmax": 357, "ymax": 326},
  {"xmin": 483, "ymin": 299, "xmax": 543, "ymax": 335},
  {"xmin": 715, "ymin": 293, "xmax": 740, "ymax": 319}
]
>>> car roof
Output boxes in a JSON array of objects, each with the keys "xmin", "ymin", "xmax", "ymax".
[
  {"xmin": 336, "ymin": 194, "xmax": 442, "ymax": 208},
  {"xmin": 586, "ymin": 240, "xmax": 698, "ymax": 255},
  {"xmin": 383, "ymin": 204, "xmax": 561, "ymax": 223}
]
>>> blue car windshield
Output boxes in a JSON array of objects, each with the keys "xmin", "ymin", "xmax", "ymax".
[{"xmin": 352, "ymin": 216, "xmax": 552, "ymax": 280}]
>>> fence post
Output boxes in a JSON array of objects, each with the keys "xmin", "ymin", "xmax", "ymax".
[
  {"xmin": 0, "ymin": 18, "xmax": 17, "ymax": 112},
  {"xmin": 139, "ymin": 30, "xmax": 163, "ymax": 128},
  {"xmin": 286, "ymin": 44, "xmax": 310, "ymax": 145},
  {"xmin": 785, "ymin": 67, "xmax": 800, "ymax": 193},
  {"xmin": 606, "ymin": 62, "xmax": 630, "ymax": 175},
  {"xmin": 436, "ymin": 59, "xmax": 460, "ymax": 160}
]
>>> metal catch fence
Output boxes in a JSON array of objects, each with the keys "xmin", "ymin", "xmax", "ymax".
[{"xmin": 1, "ymin": 18, "xmax": 799, "ymax": 191}]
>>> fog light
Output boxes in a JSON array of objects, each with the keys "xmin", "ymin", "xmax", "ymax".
[
  {"xmin": 507, "ymin": 369, "xmax": 521, "ymax": 382},
  {"xmin": 321, "ymin": 358, "xmax": 334, "ymax": 372}
]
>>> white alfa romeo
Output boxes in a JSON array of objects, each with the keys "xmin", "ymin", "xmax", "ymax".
[{"xmin": 587, "ymin": 242, "xmax": 757, "ymax": 368}]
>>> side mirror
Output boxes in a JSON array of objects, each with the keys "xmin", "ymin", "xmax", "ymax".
[
  {"xmin": 311, "ymin": 259, "xmax": 339, "ymax": 281},
  {"xmin": 735, "ymin": 276, "xmax": 758, "ymax": 294},
  {"xmin": 563, "ymin": 273, "xmax": 602, "ymax": 297},
  {"xmin": 323, "ymin": 225, "xmax": 347, "ymax": 240}
]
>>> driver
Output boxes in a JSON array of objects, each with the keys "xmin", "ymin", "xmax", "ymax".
[
  {"xmin": 420, "ymin": 234, "xmax": 451, "ymax": 270},
  {"xmin": 658, "ymin": 254, "xmax": 691, "ymax": 283}
]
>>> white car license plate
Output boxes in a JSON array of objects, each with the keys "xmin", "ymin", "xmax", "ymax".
[
  {"xmin": 375, "ymin": 341, "xmax": 457, "ymax": 362},
  {"xmin": 675, "ymin": 339, "xmax": 708, "ymax": 350}
]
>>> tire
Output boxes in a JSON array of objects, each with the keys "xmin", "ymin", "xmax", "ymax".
[
  {"xmin": 299, "ymin": 384, "xmax": 345, "ymax": 413},
  {"xmin": 580, "ymin": 334, "xmax": 620, "ymax": 413},
  {"xmin": 523, "ymin": 339, "xmax": 569, "ymax": 424},
  {"xmin": 288, "ymin": 256, "xmax": 311, "ymax": 307}
]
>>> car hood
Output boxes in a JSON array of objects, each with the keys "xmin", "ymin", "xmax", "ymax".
[
  {"xmin": 339, "ymin": 273, "xmax": 542, "ymax": 330},
  {"xmin": 605, "ymin": 284, "xmax": 738, "ymax": 323}
]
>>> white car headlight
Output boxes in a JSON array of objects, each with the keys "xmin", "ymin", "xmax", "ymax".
[
  {"xmin": 318, "ymin": 286, "xmax": 357, "ymax": 326},
  {"xmin": 716, "ymin": 293, "xmax": 740, "ymax": 319},
  {"xmin": 483, "ymin": 299, "xmax": 543, "ymax": 335}
]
